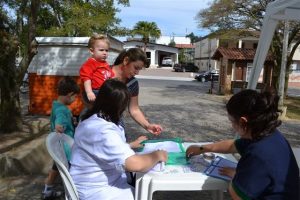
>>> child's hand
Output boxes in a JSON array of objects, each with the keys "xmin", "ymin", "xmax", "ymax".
[
  {"xmin": 146, "ymin": 124, "xmax": 162, "ymax": 135},
  {"xmin": 129, "ymin": 135, "xmax": 148, "ymax": 148},
  {"xmin": 87, "ymin": 91, "xmax": 96, "ymax": 102},
  {"xmin": 55, "ymin": 125, "xmax": 64, "ymax": 133},
  {"xmin": 186, "ymin": 145, "xmax": 203, "ymax": 159},
  {"xmin": 218, "ymin": 167, "xmax": 236, "ymax": 179}
]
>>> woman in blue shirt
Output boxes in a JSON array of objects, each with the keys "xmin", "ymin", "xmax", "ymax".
[{"xmin": 186, "ymin": 89, "xmax": 299, "ymax": 200}]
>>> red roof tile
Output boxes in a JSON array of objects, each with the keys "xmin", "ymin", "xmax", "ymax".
[
  {"xmin": 212, "ymin": 47, "xmax": 273, "ymax": 61},
  {"xmin": 175, "ymin": 44, "xmax": 195, "ymax": 49}
]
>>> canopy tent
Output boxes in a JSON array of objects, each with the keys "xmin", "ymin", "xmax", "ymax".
[{"xmin": 247, "ymin": 0, "xmax": 300, "ymax": 89}]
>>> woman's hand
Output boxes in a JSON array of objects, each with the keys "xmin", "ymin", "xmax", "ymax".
[
  {"xmin": 218, "ymin": 167, "xmax": 236, "ymax": 179},
  {"xmin": 129, "ymin": 135, "xmax": 148, "ymax": 148},
  {"xmin": 154, "ymin": 150, "xmax": 168, "ymax": 162},
  {"xmin": 146, "ymin": 123, "xmax": 162, "ymax": 135}
]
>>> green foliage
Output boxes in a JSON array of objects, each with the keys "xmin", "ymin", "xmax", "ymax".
[
  {"xmin": 196, "ymin": 0, "xmax": 266, "ymax": 32},
  {"xmin": 36, "ymin": 0, "xmax": 130, "ymax": 36},
  {"xmin": 168, "ymin": 39, "xmax": 176, "ymax": 47},
  {"xmin": 178, "ymin": 49, "xmax": 187, "ymax": 63},
  {"xmin": 132, "ymin": 21, "xmax": 161, "ymax": 47},
  {"xmin": 185, "ymin": 32, "xmax": 200, "ymax": 44}
]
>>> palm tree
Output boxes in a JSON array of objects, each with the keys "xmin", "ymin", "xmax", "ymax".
[{"xmin": 132, "ymin": 21, "xmax": 161, "ymax": 51}]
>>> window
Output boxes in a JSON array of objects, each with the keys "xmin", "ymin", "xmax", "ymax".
[
  {"xmin": 246, "ymin": 63, "xmax": 253, "ymax": 82},
  {"xmin": 291, "ymin": 62, "xmax": 300, "ymax": 72},
  {"xmin": 297, "ymin": 63, "xmax": 300, "ymax": 71}
]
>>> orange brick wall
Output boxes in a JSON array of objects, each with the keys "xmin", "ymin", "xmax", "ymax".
[{"xmin": 28, "ymin": 73, "xmax": 84, "ymax": 116}]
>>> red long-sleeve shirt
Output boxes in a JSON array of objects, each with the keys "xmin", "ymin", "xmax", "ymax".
[{"xmin": 79, "ymin": 58, "xmax": 114, "ymax": 89}]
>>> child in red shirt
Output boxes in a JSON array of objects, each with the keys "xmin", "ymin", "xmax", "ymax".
[{"xmin": 80, "ymin": 34, "xmax": 114, "ymax": 103}]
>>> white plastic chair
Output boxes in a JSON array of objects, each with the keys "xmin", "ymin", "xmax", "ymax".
[{"xmin": 46, "ymin": 132, "xmax": 79, "ymax": 200}]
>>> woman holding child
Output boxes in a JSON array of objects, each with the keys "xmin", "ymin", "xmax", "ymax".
[{"xmin": 79, "ymin": 34, "xmax": 161, "ymax": 135}]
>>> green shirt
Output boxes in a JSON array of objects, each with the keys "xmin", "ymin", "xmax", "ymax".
[{"xmin": 50, "ymin": 100, "xmax": 74, "ymax": 138}]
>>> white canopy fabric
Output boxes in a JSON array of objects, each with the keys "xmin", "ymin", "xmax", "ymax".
[{"xmin": 247, "ymin": 0, "xmax": 300, "ymax": 89}]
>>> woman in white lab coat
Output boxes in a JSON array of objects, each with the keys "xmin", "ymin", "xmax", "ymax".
[{"xmin": 70, "ymin": 79, "xmax": 167, "ymax": 200}]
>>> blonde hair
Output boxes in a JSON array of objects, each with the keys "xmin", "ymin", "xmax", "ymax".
[{"xmin": 88, "ymin": 33, "xmax": 110, "ymax": 49}]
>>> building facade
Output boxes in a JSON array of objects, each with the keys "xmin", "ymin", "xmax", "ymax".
[
  {"xmin": 124, "ymin": 40, "xmax": 178, "ymax": 68},
  {"xmin": 195, "ymin": 31, "xmax": 300, "ymax": 94}
]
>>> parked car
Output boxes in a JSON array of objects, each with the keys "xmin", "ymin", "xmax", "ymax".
[
  {"xmin": 173, "ymin": 63, "xmax": 199, "ymax": 72},
  {"xmin": 161, "ymin": 57, "xmax": 173, "ymax": 66},
  {"xmin": 195, "ymin": 70, "xmax": 219, "ymax": 82}
]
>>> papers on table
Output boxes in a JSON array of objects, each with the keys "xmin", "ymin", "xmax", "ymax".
[
  {"xmin": 137, "ymin": 139, "xmax": 186, "ymax": 172},
  {"xmin": 203, "ymin": 156, "xmax": 237, "ymax": 181},
  {"xmin": 141, "ymin": 141, "xmax": 183, "ymax": 153}
]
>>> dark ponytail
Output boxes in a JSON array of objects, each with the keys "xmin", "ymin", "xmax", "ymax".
[
  {"xmin": 226, "ymin": 89, "xmax": 281, "ymax": 140},
  {"xmin": 114, "ymin": 48, "xmax": 147, "ymax": 66},
  {"xmin": 81, "ymin": 79, "xmax": 130, "ymax": 125}
]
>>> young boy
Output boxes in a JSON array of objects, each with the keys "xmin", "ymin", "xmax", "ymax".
[
  {"xmin": 79, "ymin": 34, "xmax": 113, "ymax": 104},
  {"xmin": 42, "ymin": 77, "xmax": 80, "ymax": 200}
]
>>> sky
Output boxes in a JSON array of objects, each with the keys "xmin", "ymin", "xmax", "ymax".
[{"xmin": 116, "ymin": 0, "xmax": 212, "ymax": 39}]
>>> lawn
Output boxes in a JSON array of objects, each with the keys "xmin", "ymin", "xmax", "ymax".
[{"xmin": 285, "ymin": 96, "xmax": 300, "ymax": 120}]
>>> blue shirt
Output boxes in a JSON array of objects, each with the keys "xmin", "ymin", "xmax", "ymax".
[
  {"xmin": 126, "ymin": 77, "xmax": 139, "ymax": 97},
  {"xmin": 233, "ymin": 130, "xmax": 299, "ymax": 200}
]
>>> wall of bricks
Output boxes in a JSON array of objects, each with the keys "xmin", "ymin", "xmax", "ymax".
[{"xmin": 28, "ymin": 73, "xmax": 84, "ymax": 116}]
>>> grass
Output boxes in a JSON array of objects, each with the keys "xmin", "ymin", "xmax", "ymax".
[{"xmin": 285, "ymin": 96, "xmax": 300, "ymax": 120}]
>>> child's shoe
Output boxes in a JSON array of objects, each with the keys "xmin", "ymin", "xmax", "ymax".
[{"xmin": 41, "ymin": 189, "xmax": 63, "ymax": 200}]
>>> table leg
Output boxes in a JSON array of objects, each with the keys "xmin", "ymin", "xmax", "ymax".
[
  {"xmin": 135, "ymin": 174, "xmax": 152, "ymax": 200},
  {"xmin": 211, "ymin": 190, "xmax": 224, "ymax": 200}
]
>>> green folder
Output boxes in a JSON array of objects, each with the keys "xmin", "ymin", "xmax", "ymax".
[
  {"xmin": 167, "ymin": 152, "xmax": 189, "ymax": 165},
  {"xmin": 137, "ymin": 138, "xmax": 189, "ymax": 165}
]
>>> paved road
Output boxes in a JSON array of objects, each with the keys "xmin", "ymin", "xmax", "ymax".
[{"xmin": 1, "ymin": 69, "xmax": 299, "ymax": 200}]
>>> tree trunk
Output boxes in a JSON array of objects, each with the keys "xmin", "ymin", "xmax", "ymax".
[
  {"xmin": 0, "ymin": 0, "xmax": 40, "ymax": 134},
  {"xmin": 0, "ymin": 33, "xmax": 23, "ymax": 133}
]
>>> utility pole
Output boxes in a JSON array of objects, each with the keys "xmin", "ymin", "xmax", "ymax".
[{"xmin": 278, "ymin": 21, "xmax": 289, "ymax": 107}]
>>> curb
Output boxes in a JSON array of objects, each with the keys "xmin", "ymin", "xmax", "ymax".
[
  {"xmin": 136, "ymin": 75, "xmax": 195, "ymax": 81},
  {"xmin": 0, "ymin": 134, "xmax": 51, "ymax": 177}
]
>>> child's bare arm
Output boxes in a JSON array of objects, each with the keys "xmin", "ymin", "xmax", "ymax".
[
  {"xmin": 84, "ymin": 80, "xmax": 96, "ymax": 101},
  {"xmin": 129, "ymin": 135, "xmax": 148, "ymax": 148}
]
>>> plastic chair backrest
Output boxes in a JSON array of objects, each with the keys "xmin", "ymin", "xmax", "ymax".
[{"xmin": 46, "ymin": 132, "xmax": 79, "ymax": 200}]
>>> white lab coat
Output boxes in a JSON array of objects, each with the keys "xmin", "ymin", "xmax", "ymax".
[{"xmin": 70, "ymin": 114, "xmax": 135, "ymax": 200}]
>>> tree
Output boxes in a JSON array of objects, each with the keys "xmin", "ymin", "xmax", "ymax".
[
  {"xmin": 0, "ymin": 33, "xmax": 21, "ymax": 133},
  {"xmin": 195, "ymin": 0, "xmax": 300, "ymax": 94},
  {"xmin": 0, "ymin": 0, "xmax": 129, "ymax": 134},
  {"xmin": 132, "ymin": 21, "xmax": 161, "ymax": 51},
  {"xmin": 186, "ymin": 32, "xmax": 200, "ymax": 45},
  {"xmin": 168, "ymin": 38, "xmax": 176, "ymax": 47}
]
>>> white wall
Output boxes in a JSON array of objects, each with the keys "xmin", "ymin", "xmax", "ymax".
[
  {"xmin": 292, "ymin": 42, "xmax": 300, "ymax": 60},
  {"xmin": 156, "ymin": 36, "xmax": 191, "ymax": 45},
  {"xmin": 124, "ymin": 41, "xmax": 178, "ymax": 68},
  {"xmin": 194, "ymin": 38, "xmax": 219, "ymax": 72}
]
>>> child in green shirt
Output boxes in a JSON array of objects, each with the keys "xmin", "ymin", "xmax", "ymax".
[{"xmin": 42, "ymin": 77, "xmax": 80, "ymax": 200}]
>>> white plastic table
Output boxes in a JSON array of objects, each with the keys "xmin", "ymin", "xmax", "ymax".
[{"xmin": 135, "ymin": 142, "xmax": 237, "ymax": 200}]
